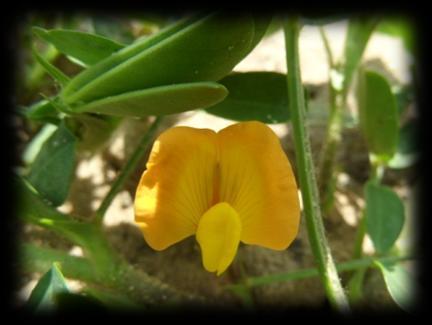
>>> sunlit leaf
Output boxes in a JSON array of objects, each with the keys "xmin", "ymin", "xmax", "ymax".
[
  {"xmin": 33, "ymin": 27, "xmax": 125, "ymax": 66},
  {"xmin": 27, "ymin": 263, "xmax": 69, "ymax": 311},
  {"xmin": 375, "ymin": 260, "xmax": 414, "ymax": 311},
  {"xmin": 205, "ymin": 72, "xmax": 289, "ymax": 123},
  {"xmin": 62, "ymin": 13, "xmax": 256, "ymax": 105},
  {"xmin": 27, "ymin": 122, "xmax": 77, "ymax": 206},
  {"xmin": 75, "ymin": 82, "xmax": 228, "ymax": 117},
  {"xmin": 32, "ymin": 46, "xmax": 70, "ymax": 87},
  {"xmin": 365, "ymin": 182, "xmax": 405, "ymax": 254},
  {"xmin": 357, "ymin": 69, "xmax": 399, "ymax": 161},
  {"xmin": 62, "ymin": 14, "xmax": 205, "ymax": 97}
]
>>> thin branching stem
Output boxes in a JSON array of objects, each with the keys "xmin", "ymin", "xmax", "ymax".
[{"xmin": 94, "ymin": 117, "xmax": 163, "ymax": 223}]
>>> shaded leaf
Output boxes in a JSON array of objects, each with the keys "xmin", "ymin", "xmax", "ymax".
[
  {"xmin": 22, "ymin": 124, "xmax": 58, "ymax": 166},
  {"xmin": 377, "ymin": 18, "xmax": 415, "ymax": 54},
  {"xmin": 25, "ymin": 98, "xmax": 60, "ymax": 124},
  {"xmin": 75, "ymin": 82, "xmax": 228, "ymax": 117},
  {"xmin": 205, "ymin": 72, "xmax": 289, "ymax": 123},
  {"xmin": 375, "ymin": 260, "xmax": 414, "ymax": 311},
  {"xmin": 17, "ymin": 177, "xmax": 116, "ymax": 270},
  {"xmin": 33, "ymin": 27, "xmax": 125, "ymax": 66},
  {"xmin": 342, "ymin": 17, "xmax": 379, "ymax": 96},
  {"xmin": 62, "ymin": 13, "xmax": 256, "ymax": 105},
  {"xmin": 365, "ymin": 182, "xmax": 405, "ymax": 254},
  {"xmin": 27, "ymin": 263, "xmax": 69, "ymax": 311},
  {"xmin": 388, "ymin": 119, "xmax": 419, "ymax": 169},
  {"xmin": 357, "ymin": 69, "xmax": 399, "ymax": 161},
  {"xmin": 27, "ymin": 122, "xmax": 77, "ymax": 206}
]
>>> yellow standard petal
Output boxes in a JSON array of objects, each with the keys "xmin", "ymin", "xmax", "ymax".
[
  {"xmin": 196, "ymin": 202, "xmax": 242, "ymax": 276},
  {"xmin": 134, "ymin": 126, "xmax": 218, "ymax": 250},
  {"xmin": 217, "ymin": 121, "xmax": 300, "ymax": 250}
]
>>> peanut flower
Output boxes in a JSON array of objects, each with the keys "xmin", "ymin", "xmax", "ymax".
[{"xmin": 134, "ymin": 121, "xmax": 300, "ymax": 275}]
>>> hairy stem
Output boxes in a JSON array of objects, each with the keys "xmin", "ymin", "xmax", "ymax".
[
  {"xmin": 283, "ymin": 17, "xmax": 349, "ymax": 312},
  {"xmin": 226, "ymin": 255, "xmax": 412, "ymax": 290}
]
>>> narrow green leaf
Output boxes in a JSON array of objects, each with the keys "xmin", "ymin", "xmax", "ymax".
[
  {"xmin": 205, "ymin": 72, "xmax": 289, "ymax": 123},
  {"xmin": 60, "ymin": 13, "xmax": 209, "ymax": 99},
  {"xmin": 342, "ymin": 17, "xmax": 379, "ymax": 96},
  {"xmin": 25, "ymin": 98, "xmax": 60, "ymax": 124},
  {"xmin": 375, "ymin": 260, "xmax": 414, "ymax": 311},
  {"xmin": 365, "ymin": 182, "xmax": 405, "ymax": 254},
  {"xmin": 33, "ymin": 27, "xmax": 125, "ymax": 66},
  {"xmin": 32, "ymin": 46, "xmax": 70, "ymax": 87},
  {"xmin": 357, "ymin": 69, "xmax": 399, "ymax": 161},
  {"xmin": 75, "ymin": 82, "xmax": 228, "ymax": 117},
  {"xmin": 27, "ymin": 263, "xmax": 69, "ymax": 311},
  {"xmin": 62, "ymin": 13, "xmax": 256, "ymax": 105},
  {"xmin": 27, "ymin": 122, "xmax": 77, "ymax": 206}
]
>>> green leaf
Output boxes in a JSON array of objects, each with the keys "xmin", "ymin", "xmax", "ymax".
[
  {"xmin": 377, "ymin": 18, "xmax": 414, "ymax": 54},
  {"xmin": 32, "ymin": 46, "xmax": 70, "ymax": 87},
  {"xmin": 388, "ymin": 119, "xmax": 419, "ymax": 169},
  {"xmin": 22, "ymin": 124, "xmax": 58, "ymax": 166},
  {"xmin": 33, "ymin": 27, "xmax": 125, "ymax": 66},
  {"xmin": 357, "ymin": 69, "xmax": 399, "ymax": 161},
  {"xmin": 62, "ymin": 13, "xmax": 256, "ymax": 105},
  {"xmin": 17, "ymin": 177, "xmax": 116, "ymax": 271},
  {"xmin": 375, "ymin": 260, "xmax": 414, "ymax": 311},
  {"xmin": 27, "ymin": 263, "xmax": 69, "ymax": 311},
  {"xmin": 301, "ymin": 14, "xmax": 349, "ymax": 26},
  {"xmin": 205, "ymin": 72, "xmax": 289, "ymax": 123},
  {"xmin": 27, "ymin": 122, "xmax": 77, "ymax": 206},
  {"xmin": 62, "ymin": 14, "xmax": 205, "ymax": 98},
  {"xmin": 75, "ymin": 82, "xmax": 228, "ymax": 117},
  {"xmin": 342, "ymin": 17, "xmax": 379, "ymax": 96},
  {"xmin": 365, "ymin": 182, "xmax": 405, "ymax": 254},
  {"xmin": 25, "ymin": 98, "xmax": 60, "ymax": 124}
]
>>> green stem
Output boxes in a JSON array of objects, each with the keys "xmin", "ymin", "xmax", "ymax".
[
  {"xmin": 319, "ymin": 26, "xmax": 335, "ymax": 69},
  {"xmin": 227, "ymin": 255, "xmax": 411, "ymax": 290},
  {"xmin": 21, "ymin": 243, "xmax": 205, "ymax": 306},
  {"xmin": 94, "ymin": 117, "xmax": 163, "ymax": 223},
  {"xmin": 283, "ymin": 17, "xmax": 349, "ymax": 312},
  {"xmin": 317, "ymin": 26, "xmax": 344, "ymax": 213}
]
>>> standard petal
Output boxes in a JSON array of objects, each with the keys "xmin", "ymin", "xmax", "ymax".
[
  {"xmin": 217, "ymin": 121, "xmax": 300, "ymax": 250},
  {"xmin": 134, "ymin": 126, "xmax": 218, "ymax": 250}
]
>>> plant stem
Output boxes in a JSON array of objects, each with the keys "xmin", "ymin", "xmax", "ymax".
[
  {"xmin": 317, "ymin": 26, "xmax": 344, "ymax": 213},
  {"xmin": 319, "ymin": 26, "xmax": 335, "ymax": 69},
  {"xmin": 21, "ymin": 243, "xmax": 205, "ymax": 306},
  {"xmin": 94, "ymin": 117, "xmax": 163, "ymax": 223},
  {"xmin": 226, "ymin": 255, "xmax": 412, "ymax": 290},
  {"xmin": 283, "ymin": 17, "xmax": 349, "ymax": 312}
]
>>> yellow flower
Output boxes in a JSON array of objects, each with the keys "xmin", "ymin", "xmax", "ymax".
[{"xmin": 134, "ymin": 121, "xmax": 300, "ymax": 275}]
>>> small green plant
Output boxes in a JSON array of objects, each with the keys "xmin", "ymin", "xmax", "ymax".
[{"xmin": 17, "ymin": 12, "xmax": 416, "ymax": 312}]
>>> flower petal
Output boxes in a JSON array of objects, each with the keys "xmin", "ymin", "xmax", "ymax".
[
  {"xmin": 217, "ymin": 121, "xmax": 300, "ymax": 250},
  {"xmin": 196, "ymin": 202, "xmax": 242, "ymax": 276},
  {"xmin": 134, "ymin": 126, "xmax": 218, "ymax": 250}
]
